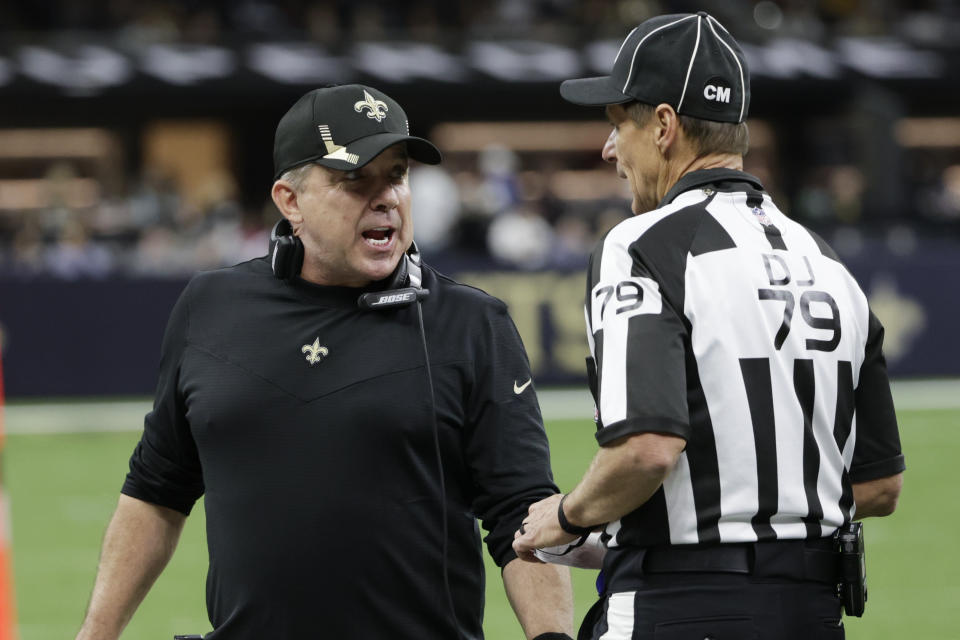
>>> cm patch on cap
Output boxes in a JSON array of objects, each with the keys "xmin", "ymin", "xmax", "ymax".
[{"xmin": 702, "ymin": 76, "xmax": 735, "ymax": 111}]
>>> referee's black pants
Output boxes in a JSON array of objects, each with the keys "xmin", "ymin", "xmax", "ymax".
[
  {"xmin": 582, "ymin": 540, "xmax": 845, "ymax": 639},
  {"xmin": 581, "ymin": 575, "xmax": 843, "ymax": 639}
]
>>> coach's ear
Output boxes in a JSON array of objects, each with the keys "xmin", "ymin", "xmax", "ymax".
[{"xmin": 271, "ymin": 178, "xmax": 303, "ymax": 229}]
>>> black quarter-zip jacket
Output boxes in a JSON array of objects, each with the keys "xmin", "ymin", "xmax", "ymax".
[{"xmin": 122, "ymin": 256, "xmax": 557, "ymax": 638}]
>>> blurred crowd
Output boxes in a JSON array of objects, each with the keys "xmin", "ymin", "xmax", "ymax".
[
  {"xmin": 0, "ymin": 163, "xmax": 271, "ymax": 279},
  {"xmin": 2, "ymin": 133, "xmax": 960, "ymax": 280},
  {"xmin": 0, "ymin": 146, "xmax": 632, "ymax": 279},
  {"xmin": 2, "ymin": 0, "xmax": 960, "ymax": 279},
  {"xmin": 2, "ymin": 0, "xmax": 957, "ymax": 44}
]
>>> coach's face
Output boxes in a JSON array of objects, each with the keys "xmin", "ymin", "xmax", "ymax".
[
  {"xmin": 602, "ymin": 104, "xmax": 660, "ymax": 214},
  {"xmin": 278, "ymin": 144, "xmax": 412, "ymax": 287}
]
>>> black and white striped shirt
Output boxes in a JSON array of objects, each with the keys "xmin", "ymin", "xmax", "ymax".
[{"xmin": 585, "ymin": 168, "xmax": 905, "ymax": 548}]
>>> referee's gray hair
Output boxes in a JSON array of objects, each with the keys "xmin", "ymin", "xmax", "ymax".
[
  {"xmin": 626, "ymin": 101, "xmax": 749, "ymax": 156},
  {"xmin": 277, "ymin": 163, "xmax": 317, "ymax": 193}
]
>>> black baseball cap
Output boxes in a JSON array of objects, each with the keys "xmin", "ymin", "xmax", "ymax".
[
  {"xmin": 560, "ymin": 12, "xmax": 750, "ymax": 123},
  {"xmin": 273, "ymin": 84, "xmax": 442, "ymax": 179}
]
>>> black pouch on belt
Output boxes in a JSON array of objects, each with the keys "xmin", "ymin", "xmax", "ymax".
[{"xmin": 836, "ymin": 521, "xmax": 867, "ymax": 617}]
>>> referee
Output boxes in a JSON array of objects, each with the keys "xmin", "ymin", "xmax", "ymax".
[{"xmin": 514, "ymin": 12, "xmax": 904, "ymax": 640}]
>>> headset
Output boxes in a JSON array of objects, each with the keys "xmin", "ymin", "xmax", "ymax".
[
  {"xmin": 267, "ymin": 219, "xmax": 464, "ymax": 639},
  {"xmin": 270, "ymin": 218, "xmax": 429, "ymax": 309}
]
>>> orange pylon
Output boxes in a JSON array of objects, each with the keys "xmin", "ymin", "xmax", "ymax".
[{"xmin": 0, "ymin": 345, "xmax": 17, "ymax": 640}]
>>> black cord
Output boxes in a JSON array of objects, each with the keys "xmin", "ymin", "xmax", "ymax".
[{"xmin": 415, "ymin": 300, "xmax": 465, "ymax": 640}]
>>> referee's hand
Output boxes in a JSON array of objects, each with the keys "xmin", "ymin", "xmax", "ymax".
[{"xmin": 513, "ymin": 494, "xmax": 579, "ymax": 562}]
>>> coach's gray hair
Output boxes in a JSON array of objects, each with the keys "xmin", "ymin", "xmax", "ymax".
[
  {"xmin": 626, "ymin": 102, "xmax": 749, "ymax": 157},
  {"xmin": 278, "ymin": 163, "xmax": 317, "ymax": 193}
]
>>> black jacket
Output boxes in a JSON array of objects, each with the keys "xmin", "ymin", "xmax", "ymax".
[{"xmin": 122, "ymin": 256, "xmax": 558, "ymax": 638}]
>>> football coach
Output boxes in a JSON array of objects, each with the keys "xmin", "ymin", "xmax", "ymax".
[
  {"xmin": 76, "ymin": 84, "xmax": 573, "ymax": 639},
  {"xmin": 514, "ymin": 12, "xmax": 904, "ymax": 640}
]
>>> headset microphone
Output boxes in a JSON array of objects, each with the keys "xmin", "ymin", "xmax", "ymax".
[{"xmin": 357, "ymin": 287, "xmax": 429, "ymax": 310}]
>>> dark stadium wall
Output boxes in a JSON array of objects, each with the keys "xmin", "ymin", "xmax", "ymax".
[
  {"xmin": 0, "ymin": 278, "xmax": 186, "ymax": 397},
  {"xmin": 0, "ymin": 239, "xmax": 957, "ymax": 398}
]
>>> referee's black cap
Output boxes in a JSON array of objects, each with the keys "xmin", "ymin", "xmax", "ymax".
[
  {"xmin": 273, "ymin": 84, "xmax": 442, "ymax": 180},
  {"xmin": 560, "ymin": 12, "xmax": 750, "ymax": 124}
]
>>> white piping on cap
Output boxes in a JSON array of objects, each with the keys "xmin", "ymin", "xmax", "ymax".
[
  {"xmin": 706, "ymin": 13, "xmax": 733, "ymax": 36},
  {"xmin": 676, "ymin": 15, "xmax": 703, "ymax": 113},
  {"xmin": 613, "ymin": 26, "xmax": 639, "ymax": 66},
  {"xmin": 622, "ymin": 14, "xmax": 697, "ymax": 94},
  {"xmin": 706, "ymin": 15, "xmax": 747, "ymax": 122}
]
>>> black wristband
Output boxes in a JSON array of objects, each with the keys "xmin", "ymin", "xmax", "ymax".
[
  {"xmin": 557, "ymin": 494, "xmax": 594, "ymax": 536},
  {"xmin": 532, "ymin": 634, "xmax": 574, "ymax": 640}
]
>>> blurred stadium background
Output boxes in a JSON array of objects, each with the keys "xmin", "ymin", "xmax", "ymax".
[{"xmin": 1, "ymin": 0, "xmax": 959, "ymax": 638}]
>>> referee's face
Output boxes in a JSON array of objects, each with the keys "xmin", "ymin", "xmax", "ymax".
[
  {"xmin": 287, "ymin": 144, "xmax": 412, "ymax": 287},
  {"xmin": 603, "ymin": 104, "xmax": 660, "ymax": 214}
]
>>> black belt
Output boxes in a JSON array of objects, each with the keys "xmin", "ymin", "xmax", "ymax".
[{"xmin": 604, "ymin": 538, "xmax": 840, "ymax": 590}]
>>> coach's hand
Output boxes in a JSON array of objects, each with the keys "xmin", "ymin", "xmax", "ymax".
[{"xmin": 513, "ymin": 494, "xmax": 579, "ymax": 562}]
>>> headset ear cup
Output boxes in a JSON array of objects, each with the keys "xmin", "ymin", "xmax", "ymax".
[
  {"xmin": 405, "ymin": 241, "xmax": 423, "ymax": 289},
  {"xmin": 272, "ymin": 234, "xmax": 304, "ymax": 280},
  {"xmin": 385, "ymin": 240, "xmax": 425, "ymax": 290},
  {"xmin": 382, "ymin": 242, "xmax": 424, "ymax": 291},
  {"xmin": 386, "ymin": 254, "xmax": 410, "ymax": 290}
]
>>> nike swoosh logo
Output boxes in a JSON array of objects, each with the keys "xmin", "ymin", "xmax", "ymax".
[{"xmin": 513, "ymin": 378, "xmax": 532, "ymax": 394}]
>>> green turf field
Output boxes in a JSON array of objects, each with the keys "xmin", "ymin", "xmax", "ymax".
[{"xmin": 3, "ymin": 408, "xmax": 958, "ymax": 639}]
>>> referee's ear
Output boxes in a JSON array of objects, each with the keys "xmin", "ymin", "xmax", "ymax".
[
  {"xmin": 652, "ymin": 103, "xmax": 682, "ymax": 158},
  {"xmin": 271, "ymin": 179, "xmax": 303, "ymax": 228}
]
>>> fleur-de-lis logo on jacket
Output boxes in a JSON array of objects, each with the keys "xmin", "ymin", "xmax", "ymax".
[
  {"xmin": 354, "ymin": 90, "xmax": 389, "ymax": 122},
  {"xmin": 301, "ymin": 338, "xmax": 329, "ymax": 365}
]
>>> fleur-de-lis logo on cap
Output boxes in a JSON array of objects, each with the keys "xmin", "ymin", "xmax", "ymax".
[
  {"xmin": 354, "ymin": 90, "xmax": 389, "ymax": 122},
  {"xmin": 301, "ymin": 338, "xmax": 329, "ymax": 366}
]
